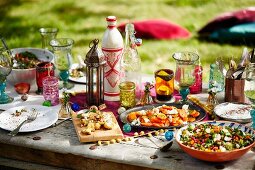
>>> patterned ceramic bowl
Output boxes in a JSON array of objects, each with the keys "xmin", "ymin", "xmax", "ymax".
[{"xmin": 175, "ymin": 121, "xmax": 255, "ymax": 162}]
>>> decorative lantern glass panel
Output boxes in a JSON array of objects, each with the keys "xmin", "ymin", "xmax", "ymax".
[{"xmin": 85, "ymin": 39, "xmax": 105, "ymax": 106}]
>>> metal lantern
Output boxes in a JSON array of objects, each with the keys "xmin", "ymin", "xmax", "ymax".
[{"xmin": 84, "ymin": 39, "xmax": 105, "ymax": 106}]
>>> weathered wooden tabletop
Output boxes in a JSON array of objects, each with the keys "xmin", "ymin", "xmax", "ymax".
[{"xmin": 0, "ymin": 81, "xmax": 254, "ymax": 170}]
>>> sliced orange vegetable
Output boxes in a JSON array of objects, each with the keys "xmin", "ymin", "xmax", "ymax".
[
  {"xmin": 190, "ymin": 110, "xmax": 200, "ymax": 118},
  {"xmin": 141, "ymin": 122, "xmax": 153, "ymax": 126},
  {"xmin": 152, "ymin": 123, "xmax": 164, "ymax": 127},
  {"xmin": 177, "ymin": 119, "xmax": 183, "ymax": 125},
  {"xmin": 150, "ymin": 116, "xmax": 162, "ymax": 123},
  {"xmin": 164, "ymin": 119, "xmax": 170, "ymax": 126},
  {"xmin": 146, "ymin": 110, "xmax": 154, "ymax": 117},
  {"xmin": 127, "ymin": 112, "xmax": 137, "ymax": 122},
  {"xmin": 162, "ymin": 105, "xmax": 176, "ymax": 110},
  {"xmin": 140, "ymin": 116, "xmax": 151, "ymax": 123},
  {"xmin": 157, "ymin": 113, "xmax": 167, "ymax": 120},
  {"xmin": 178, "ymin": 109, "xmax": 187, "ymax": 119},
  {"xmin": 188, "ymin": 116, "xmax": 196, "ymax": 122}
]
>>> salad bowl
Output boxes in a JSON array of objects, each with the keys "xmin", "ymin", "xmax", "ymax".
[
  {"xmin": 175, "ymin": 121, "xmax": 255, "ymax": 162},
  {"xmin": 7, "ymin": 48, "xmax": 54, "ymax": 86}
]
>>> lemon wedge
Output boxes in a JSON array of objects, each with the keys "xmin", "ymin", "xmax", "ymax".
[
  {"xmin": 157, "ymin": 70, "xmax": 169, "ymax": 76},
  {"xmin": 157, "ymin": 85, "xmax": 169, "ymax": 94}
]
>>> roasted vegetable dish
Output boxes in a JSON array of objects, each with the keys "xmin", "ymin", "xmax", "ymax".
[{"xmin": 127, "ymin": 104, "xmax": 200, "ymax": 127}]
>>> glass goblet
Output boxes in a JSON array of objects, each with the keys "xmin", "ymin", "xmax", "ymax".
[
  {"xmin": 244, "ymin": 63, "xmax": 255, "ymax": 129},
  {"xmin": 0, "ymin": 47, "xmax": 13, "ymax": 104},
  {"xmin": 172, "ymin": 52, "xmax": 199, "ymax": 103},
  {"xmin": 50, "ymin": 38, "xmax": 74, "ymax": 89},
  {"xmin": 39, "ymin": 28, "xmax": 58, "ymax": 51}
]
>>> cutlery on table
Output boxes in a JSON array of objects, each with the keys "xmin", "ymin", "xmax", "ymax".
[
  {"xmin": 226, "ymin": 58, "xmax": 237, "ymax": 79},
  {"xmin": 160, "ymin": 140, "xmax": 174, "ymax": 152},
  {"xmin": 51, "ymin": 117, "xmax": 72, "ymax": 127},
  {"xmin": 250, "ymin": 48, "xmax": 255, "ymax": 63},
  {"xmin": 8, "ymin": 109, "xmax": 38, "ymax": 136}
]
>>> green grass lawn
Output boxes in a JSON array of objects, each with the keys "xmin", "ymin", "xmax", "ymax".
[{"xmin": 1, "ymin": 0, "xmax": 254, "ymax": 81}]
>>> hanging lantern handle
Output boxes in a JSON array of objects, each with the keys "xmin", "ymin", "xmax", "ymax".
[{"xmin": 89, "ymin": 39, "xmax": 99, "ymax": 48}]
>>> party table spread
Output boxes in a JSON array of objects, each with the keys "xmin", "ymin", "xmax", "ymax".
[{"xmin": 0, "ymin": 76, "xmax": 254, "ymax": 170}]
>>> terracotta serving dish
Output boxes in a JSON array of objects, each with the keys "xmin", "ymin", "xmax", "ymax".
[
  {"xmin": 175, "ymin": 121, "xmax": 255, "ymax": 162},
  {"xmin": 14, "ymin": 82, "xmax": 30, "ymax": 94}
]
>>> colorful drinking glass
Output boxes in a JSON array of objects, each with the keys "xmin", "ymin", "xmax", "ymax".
[
  {"xmin": 154, "ymin": 69, "xmax": 174, "ymax": 102},
  {"xmin": 36, "ymin": 61, "xmax": 54, "ymax": 94},
  {"xmin": 50, "ymin": 38, "xmax": 74, "ymax": 89}
]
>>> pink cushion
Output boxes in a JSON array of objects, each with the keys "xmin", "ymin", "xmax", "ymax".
[
  {"xmin": 199, "ymin": 7, "xmax": 255, "ymax": 35},
  {"xmin": 118, "ymin": 19, "xmax": 191, "ymax": 40}
]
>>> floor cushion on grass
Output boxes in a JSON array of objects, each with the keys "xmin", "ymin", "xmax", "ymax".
[
  {"xmin": 209, "ymin": 22, "xmax": 255, "ymax": 43},
  {"xmin": 118, "ymin": 19, "xmax": 191, "ymax": 40},
  {"xmin": 198, "ymin": 7, "xmax": 255, "ymax": 35}
]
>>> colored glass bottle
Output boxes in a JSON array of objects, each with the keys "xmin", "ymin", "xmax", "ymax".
[
  {"xmin": 121, "ymin": 23, "xmax": 142, "ymax": 99},
  {"xmin": 209, "ymin": 63, "xmax": 224, "ymax": 92}
]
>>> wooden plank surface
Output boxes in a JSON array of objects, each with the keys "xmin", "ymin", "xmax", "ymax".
[
  {"xmin": 72, "ymin": 112, "xmax": 124, "ymax": 143},
  {"xmin": 0, "ymin": 143, "xmax": 153, "ymax": 170}
]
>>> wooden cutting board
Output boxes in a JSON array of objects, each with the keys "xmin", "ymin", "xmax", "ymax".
[{"xmin": 72, "ymin": 112, "xmax": 124, "ymax": 143}]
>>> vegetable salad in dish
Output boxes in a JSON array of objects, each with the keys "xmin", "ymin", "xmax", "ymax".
[
  {"xmin": 14, "ymin": 51, "xmax": 41, "ymax": 69},
  {"xmin": 127, "ymin": 104, "xmax": 200, "ymax": 127},
  {"xmin": 180, "ymin": 123, "xmax": 254, "ymax": 152}
]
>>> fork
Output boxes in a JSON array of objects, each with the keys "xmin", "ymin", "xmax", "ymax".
[{"xmin": 8, "ymin": 108, "xmax": 38, "ymax": 136}]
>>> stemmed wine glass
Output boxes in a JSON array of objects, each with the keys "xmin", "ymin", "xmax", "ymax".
[
  {"xmin": 0, "ymin": 41, "xmax": 14, "ymax": 104},
  {"xmin": 172, "ymin": 52, "xmax": 199, "ymax": 103},
  {"xmin": 50, "ymin": 38, "xmax": 74, "ymax": 89},
  {"xmin": 244, "ymin": 63, "xmax": 255, "ymax": 129}
]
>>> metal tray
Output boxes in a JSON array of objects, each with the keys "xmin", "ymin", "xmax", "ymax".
[{"xmin": 119, "ymin": 102, "xmax": 206, "ymax": 129}]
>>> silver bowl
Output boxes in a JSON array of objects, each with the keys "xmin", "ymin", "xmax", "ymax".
[{"xmin": 7, "ymin": 48, "xmax": 54, "ymax": 86}]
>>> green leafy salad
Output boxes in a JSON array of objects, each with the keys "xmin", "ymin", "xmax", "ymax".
[
  {"xmin": 14, "ymin": 51, "xmax": 41, "ymax": 69},
  {"xmin": 180, "ymin": 123, "xmax": 254, "ymax": 152}
]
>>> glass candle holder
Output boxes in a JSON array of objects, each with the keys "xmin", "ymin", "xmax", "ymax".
[
  {"xmin": 42, "ymin": 76, "xmax": 59, "ymax": 106},
  {"xmin": 119, "ymin": 81, "xmax": 136, "ymax": 109},
  {"xmin": 154, "ymin": 69, "xmax": 174, "ymax": 102},
  {"xmin": 36, "ymin": 61, "xmax": 54, "ymax": 94}
]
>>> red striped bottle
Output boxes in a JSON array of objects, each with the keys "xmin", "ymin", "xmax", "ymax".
[{"xmin": 102, "ymin": 16, "xmax": 124, "ymax": 101}]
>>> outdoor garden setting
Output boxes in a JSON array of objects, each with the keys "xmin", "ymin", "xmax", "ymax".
[
  {"xmin": 0, "ymin": 0, "xmax": 255, "ymax": 169},
  {"xmin": 1, "ymin": 0, "xmax": 254, "ymax": 78}
]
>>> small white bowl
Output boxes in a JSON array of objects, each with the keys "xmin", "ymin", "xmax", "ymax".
[{"xmin": 7, "ymin": 48, "xmax": 54, "ymax": 86}]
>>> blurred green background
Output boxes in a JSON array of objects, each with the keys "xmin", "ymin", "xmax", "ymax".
[{"xmin": 1, "ymin": 0, "xmax": 254, "ymax": 82}]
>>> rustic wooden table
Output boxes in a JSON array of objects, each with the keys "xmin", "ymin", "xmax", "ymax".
[{"xmin": 0, "ymin": 79, "xmax": 254, "ymax": 170}]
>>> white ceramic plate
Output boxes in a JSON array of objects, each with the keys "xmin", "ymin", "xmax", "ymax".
[
  {"xmin": 214, "ymin": 102, "xmax": 252, "ymax": 123},
  {"xmin": 68, "ymin": 63, "xmax": 86, "ymax": 84},
  {"xmin": 0, "ymin": 105, "xmax": 58, "ymax": 132}
]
